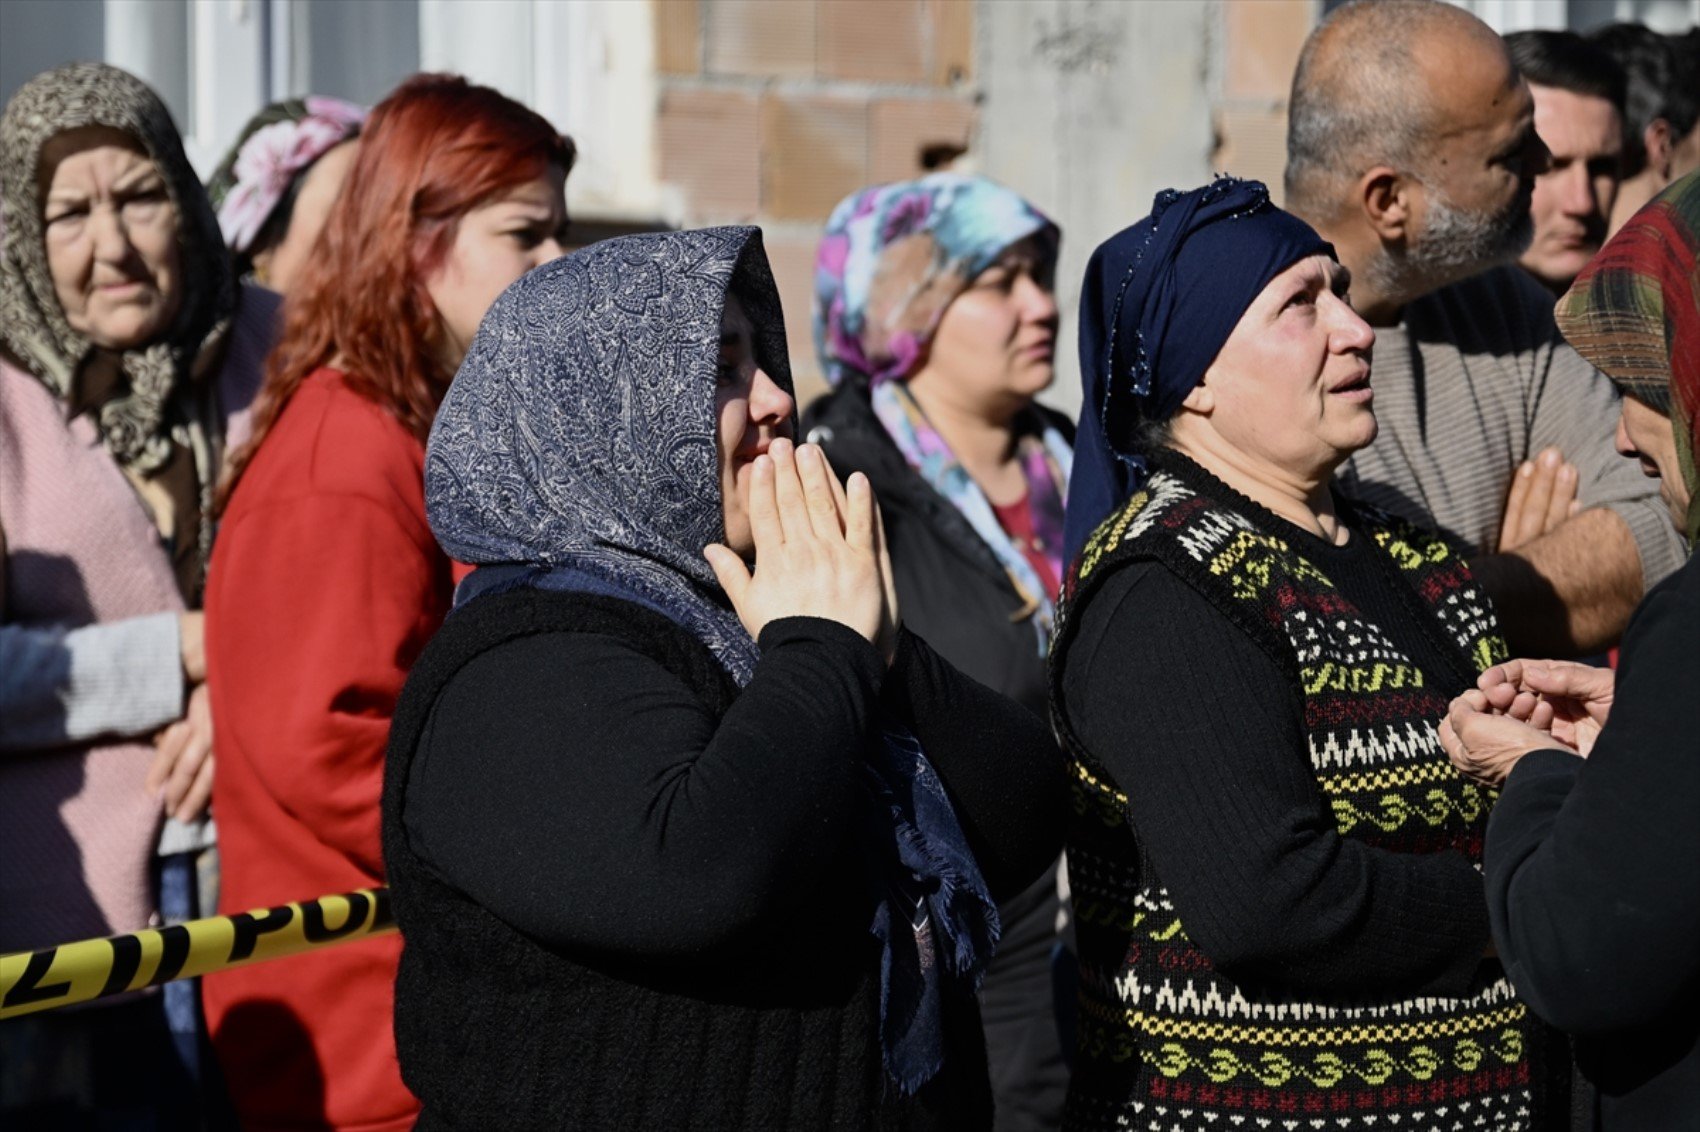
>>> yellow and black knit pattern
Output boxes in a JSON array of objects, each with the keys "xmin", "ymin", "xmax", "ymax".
[{"xmin": 1050, "ymin": 469, "xmax": 1549, "ymax": 1132}]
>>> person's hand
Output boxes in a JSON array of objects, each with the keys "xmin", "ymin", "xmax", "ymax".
[
  {"xmin": 813, "ymin": 446, "xmax": 902, "ymax": 663},
  {"xmin": 1498, "ymin": 446, "xmax": 1579, "ymax": 551},
  {"xmin": 178, "ymin": 611, "xmax": 206, "ymax": 684},
  {"xmin": 1439, "ymin": 690, "xmax": 1561, "ymax": 789},
  {"xmin": 148, "ymin": 683, "xmax": 214, "ymax": 823},
  {"xmin": 705, "ymin": 439, "xmax": 886, "ymax": 648},
  {"xmin": 1478, "ymin": 658, "xmax": 1613, "ymax": 756}
]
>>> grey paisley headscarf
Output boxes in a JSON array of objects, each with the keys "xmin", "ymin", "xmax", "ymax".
[
  {"xmin": 426, "ymin": 226, "xmax": 792, "ymax": 683},
  {"xmin": 430, "ymin": 230, "xmax": 1000, "ymax": 1096},
  {"xmin": 0, "ymin": 62, "xmax": 236, "ymax": 476}
]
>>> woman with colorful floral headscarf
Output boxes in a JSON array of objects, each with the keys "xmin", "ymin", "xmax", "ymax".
[
  {"xmin": 803, "ymin": 173, "xmax": 1071, "ymax": 1132},
  {"xmin": 206, "ymin": 96, "xmax": 364, "ymax": 293},
  {"xmin": 1443, "ymin": 169, "xmax": 1700, "ymax": 1130},
  {"xmin": 0, "ymin": 61, "xmax": 276, "ymax": 1125}
]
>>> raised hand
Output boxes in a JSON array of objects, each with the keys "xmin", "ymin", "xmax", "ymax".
[
  {"xmin": 705, "ymin": 439, "xmax": 886, "ymax": 648},
  {"xmin": 814, "ymin": 446, "xmax": 901, "ymax": 662},
  {"xmin": 1498, "ymin": 446, "xmax": 1579, "ymax": 552}
]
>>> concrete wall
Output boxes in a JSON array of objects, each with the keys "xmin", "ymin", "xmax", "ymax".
[
  {"xmin": 977, "ymin": 0, "xmax": 1217, "ymax": 416},
  {"xmin": 650, "ymin": 0, "xmax": 981, "ymax": 404}
]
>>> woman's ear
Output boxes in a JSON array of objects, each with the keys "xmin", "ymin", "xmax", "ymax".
[{"xmin": 1179, "ymin": 379, "xmax": 1216, "ymax": 415}]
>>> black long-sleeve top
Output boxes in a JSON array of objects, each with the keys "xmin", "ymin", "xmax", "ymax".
[
  {"xmin": 1486, "ymin": 551, "xmax": 1700, "ymax": 1130},
  {"xmin": 1058, "ymin": 529, "xmax": 1493, "ymax": 1000},
  {"xmin": 404, "ymin": 617, "xmax": 1065, "ymax": 956},
  {"xmin": 387, "ymin": 592, "xmax": 1067, "ymax": 1131}
]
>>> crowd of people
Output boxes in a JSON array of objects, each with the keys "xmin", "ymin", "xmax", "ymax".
[{"xmin": 0, "ymin": 1, "xmax": 1694, "ymax": 1130}]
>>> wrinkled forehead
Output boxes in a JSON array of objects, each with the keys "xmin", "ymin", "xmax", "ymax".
[{"xmin": 36, "ymin": 125, "xmax": 152, "ymax": 199}]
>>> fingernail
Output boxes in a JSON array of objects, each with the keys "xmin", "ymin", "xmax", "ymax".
[
  {"xmin": 1519, "ymin": 462, "xmax": 1533, "ymax": 477},
  {"xmin": 797, "ymin": 443, "xmax": 817, "ymax": 463},
  {"xmin": 1540, "ymin": 449, "xmax": 1560, "ymax": 467}
]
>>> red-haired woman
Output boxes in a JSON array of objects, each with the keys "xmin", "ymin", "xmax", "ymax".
[{"xmin": 201, "ymin": 74, "xmax": 572, "ymax": 1132}]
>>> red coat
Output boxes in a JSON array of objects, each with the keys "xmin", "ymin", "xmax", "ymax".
[{"xmin": 205, "ymin": 367, "xmax": 452, "ymax": 1132}]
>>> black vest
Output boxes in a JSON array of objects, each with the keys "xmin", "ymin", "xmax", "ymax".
[{"xmin": 1049, "ymin": 459, "xmax": 1566, "ymax": 1131}]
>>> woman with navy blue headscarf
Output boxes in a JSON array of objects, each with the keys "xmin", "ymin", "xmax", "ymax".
[
  {"xmin": 1049, "ymin": 179, "xmax": 1566, "ymax": 1128},
  {"xmin": 380, "ymin": 226, "xmax": 1065, "ymax": 1130}
]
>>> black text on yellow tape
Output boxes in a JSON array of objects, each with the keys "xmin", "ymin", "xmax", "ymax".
[{"xmin": 0, "ymin": 888, "xmax": 395, "ymax": 1020}]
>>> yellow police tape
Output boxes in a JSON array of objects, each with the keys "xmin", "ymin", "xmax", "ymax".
[{"xmin": 0, "ymin": 888, "xmax": 395, "ymax": 1021}]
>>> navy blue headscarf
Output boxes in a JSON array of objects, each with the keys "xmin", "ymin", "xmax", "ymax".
[
  {"xmin": 1063, "ymin": 177, "xmax": 1334, "ymax": 566},
  {"xmin": 426, "ymin": 227, "xmax": 996, "ymax": 1095}
]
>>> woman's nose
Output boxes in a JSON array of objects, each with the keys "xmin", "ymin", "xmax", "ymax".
[
  {"xmin": 88, "ymin": 204, "xmax": 131, "ymax": 264},
  {"xmin": 748, "ymin": 367, "xmax": 795, "ymax": 425},
  {"xmin": 1329, "ymin": 297, "xmax": 1376, "ymax": 353},
  {"xmin": 1613, "ymin": 408, "xmax": 1635, "ymax": 458},
  {"xmin": 534, "ymin": 236, "xmax": 567, "ymax": 268},
  {"xmin": 1016, "ymin": 273, "xmax": 1058, "ymax": 323}
]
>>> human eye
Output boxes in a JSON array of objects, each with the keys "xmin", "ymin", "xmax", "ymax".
[
  {"xmin": 121, "ymin": 186, "xmax": 169, "ymax": 216},
  {"xmin": 44, "ymin": 201, "xmax": 88, "ymax": 228},
  {"xmin": 506, "ymin": 226, "xmax": 546, "ymax": 250}
]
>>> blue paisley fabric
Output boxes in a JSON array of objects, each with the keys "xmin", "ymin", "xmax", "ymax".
[{"xmin": 425, "ymin": 226, "xmax": 790, "ymax": 684}]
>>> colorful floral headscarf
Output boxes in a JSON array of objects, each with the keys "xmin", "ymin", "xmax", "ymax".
[
  {"xmin": 814, "ymin": 173, "xmax": 1059, "ymax": 389},
  {"xmin": 206, "ymin": 96, "xmax": 365, "ymax": 260},
  {"xmin": 813, "ymin": 174, "xmax": 1069, "ymax": 650},
  {"xmin": 1556, "ymin": 169, "xmax": 1700, "ymax": 546}
]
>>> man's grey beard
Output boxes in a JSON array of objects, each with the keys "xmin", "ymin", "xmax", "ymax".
[{"xmin": 1367, "ymin": 184, "xmax": 1534, "ymax": 303}]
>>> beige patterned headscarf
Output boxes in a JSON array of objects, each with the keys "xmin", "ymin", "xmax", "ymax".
[{"xmin": 0, "ymin": 62, "xmax": 235, "ymax": 476}]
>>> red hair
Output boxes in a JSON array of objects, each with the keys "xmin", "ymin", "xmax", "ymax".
[{"xmin": 220, "ymin": 74, "xmax": 573, "ymax": 508}]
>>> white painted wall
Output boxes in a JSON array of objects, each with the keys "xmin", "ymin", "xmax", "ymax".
[{"xmin": 1, "ymin": 0, "xmax": 656, "ymax": 215}]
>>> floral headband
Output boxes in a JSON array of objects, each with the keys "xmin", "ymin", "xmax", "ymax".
[{"xmin": 208, "ymin": 95, "xmax": 365, "ymax": 255}]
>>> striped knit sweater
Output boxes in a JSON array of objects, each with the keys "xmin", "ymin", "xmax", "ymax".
[
  {"xmin": 1050, "ymin": 459, "xmax": 1564, "ymax": 1131},
  {"xmin": 1336, "ymin": 265, "xmax": 1684, "ymax": 590}
]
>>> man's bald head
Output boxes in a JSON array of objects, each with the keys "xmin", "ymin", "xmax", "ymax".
[{"xmin": 1286, "ymin": 0, "xmax": 1515, "ymax": 218}]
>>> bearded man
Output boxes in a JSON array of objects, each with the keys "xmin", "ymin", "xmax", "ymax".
[{"xmin": 1283, "ymin": 0, "xmax": 1685, "ymax": 656}]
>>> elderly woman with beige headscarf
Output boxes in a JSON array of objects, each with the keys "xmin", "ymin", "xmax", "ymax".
[
  {"xmin": 0, "ymin": 62, "xmax": 275, "ymax": 1123},
  {"xmin": 1443, "ymin": 170, "xmax": 1700, "ymax": 1131}
]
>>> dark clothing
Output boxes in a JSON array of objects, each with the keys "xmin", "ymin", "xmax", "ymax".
[
  {"xmin": 1486, "ymin": 551, "xmax": 1700, "ymax": 1130},
  {"xmin": 383, "ymin": 588, "xmax": 1065, "ymax": 1130},
  {"xmin": 1049, "ymin": 453, "xmax": 1565, "ymax": 1129},
  {"xmin": 806, "ymin": 387, "xmax": 1072, "ymax": 1132},
  {"xmin": 1063, "ymin": 560, "xmax": 1491, "ymax": 996},
  {"xmin": 805, "ymin": 387, "xmax": 1068, "ymax": 721}
]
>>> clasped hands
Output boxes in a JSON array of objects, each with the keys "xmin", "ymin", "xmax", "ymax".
[
  {"xmin": 1439, "ymin": 658, "xmax": 1615, "ymax": 789},
  {"xmin": 148, "ymin": 611, "xmax": 215, "ymax": 825},
  {"xmin": 706, "ymin": 438, "xmax": 901, "ymax": 663}
]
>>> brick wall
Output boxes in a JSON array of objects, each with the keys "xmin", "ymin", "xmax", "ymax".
[
  {"xmin": 1212, "ymin": 0, "xmax": 1318, "ymax": 207},
  {"xmin": 645, "ymin": 0, "xmax": 1319, "ymax": 409},
  {"xmin": 652, "ymin": 0, "xmax": 977, "ymax": 404}
]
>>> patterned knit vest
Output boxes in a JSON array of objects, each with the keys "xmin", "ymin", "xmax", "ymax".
[{"xmin": 1050, "ymin": 462, "xmax": 1561, "ymax": 1131}]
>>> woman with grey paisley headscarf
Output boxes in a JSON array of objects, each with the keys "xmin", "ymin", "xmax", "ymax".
[
  {"xmin": 381, "ymin": 226, "xmax": 1065, "ymax": 1129},
  {"xmin": 0, "ymin": 62, "xmax": 276, "ymax": 1123}
]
